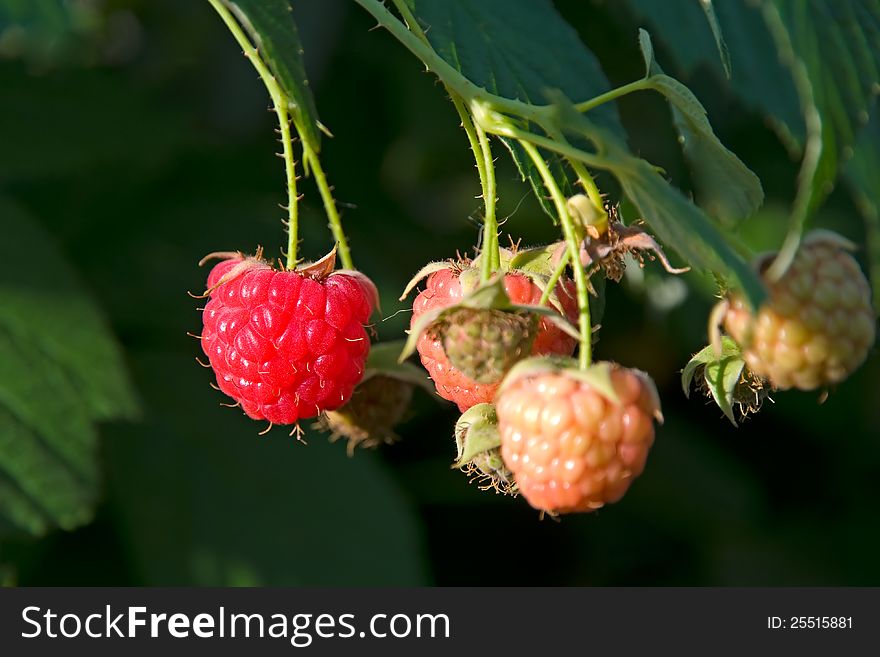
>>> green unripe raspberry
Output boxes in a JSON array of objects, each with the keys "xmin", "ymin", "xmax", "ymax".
[
  {"xmin": 438, "ymin": 308, "xmax": 537, "ymax": 384},
  {"xmin": 322, "ymin": 375, "xmax": 413, "ymax": 452}
]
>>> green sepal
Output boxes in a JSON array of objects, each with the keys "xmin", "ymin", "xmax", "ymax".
[
  {"xmin": 508, "ymin": 243, "xmax": 562, "ymax": 278},
  {"xmin": 399, "ymin": 261, "xmax": 454, "ymax": 301},
  {"xmin": 398, "ymin": 277, "xmax": 578, "ymax": 362},
  {"xmin": 453, "ymin": 403, "xmax": 501, "ymax": 467},
  {"xmin": 682, "ymin": 336, "xmax": 745, "ymax": 426}
]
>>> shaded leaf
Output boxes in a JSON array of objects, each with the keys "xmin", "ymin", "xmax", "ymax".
[
  {"xmin": 639, "ymin": 29, "xmax": 764, "ymax": 225},
  {"xmin": 549, "ymin": 98, "xmax": 765, "ymax": 308},
  {"xmin": 227, "ymin": 0, "xmax": 323, "ymax": 151},
  {"xmin": 630, "ymin": 0, "xmax": 880, "ymax": 221},
  {"xmin": 625, "ymin": 0, "xmax": 804, "ymax": 147},
  {"xmin": 700, "ymin": 0, "xmax": 732, "ymax": 78},
  {"xmin": 0, "ymin": 200, "xmax": 138, "ymax": 537},
  {"xmin": 499, "ymin": 136, "xmax": 575, "ymax": 221},
  {"xmin": 843, "ymin": 109, "xmax": 880, "ymax": 314},
  {"xmin": 404, "ymin": 0, "xmax": 622, "ymax": 220}
]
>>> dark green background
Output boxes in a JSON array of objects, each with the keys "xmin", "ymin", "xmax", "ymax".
[{"xmin": 1, "ymin": 0, "xmax": 877, "ymax": 585}]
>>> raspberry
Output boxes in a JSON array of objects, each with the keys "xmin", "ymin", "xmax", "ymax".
[
  {"xmin": 411, "ymin": 267, "xmax": 578, "ymax": 411},
  {"xmin": 200, "ymin": 252, "xmax": 375, "ymax": 426},
  {"xmin": 724, "ymin": 232, "xmax": 875, "ymax": 390},
  {"xmin": 439, "ymin": 308, "xmax": 537, "ymax": 384},
  {"xmin": 496, "ymin": 359, "xmax": 661, "ymax": 514},
  {"xmin": 453, "ymin": 403, "xmax": 517, "ymax": 495},
  {"xmin": 320, "ymin": 374, "xmax": 413, "ymax": 453}
]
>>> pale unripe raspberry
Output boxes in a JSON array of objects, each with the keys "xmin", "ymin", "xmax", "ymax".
[
  {"xmin": 725, "ymin": 233, "xmax": 875, "ymax": 390},
  {"xmin": 496, "ymin": 362, "xmax": 660, "ymax": 514}
]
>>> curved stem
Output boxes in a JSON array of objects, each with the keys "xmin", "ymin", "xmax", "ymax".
[
  {"xmin": 573, "ymin": 79, "xmax": 652, "ymax": 113},
  {"xmin": 474, "ymin": 121, "xmax": 499, "ymax": 280},
  {"xmin": 520, "ymin": 140, "xmax": 592, "ymax": 369},
  {"xmin": 475, "ymin": 114, "xmax": 609, "ymax": 170},
  {"xmin": 539, "ymin": 248, "xmax": 570, "ymax": 306},
  {"xmin": 208, "ymin": 0, "xmax": 300, "ymax": 267},
  {"xmin": 543, "ymin": 123, "xmax": 605, "ymax": 215}
]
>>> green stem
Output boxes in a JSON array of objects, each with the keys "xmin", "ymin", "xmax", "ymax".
[
  {"xmin": 392, "ymin": 0, "xmax": 499, "ymax": 279},
  {"xmin": 356, "ymin": 0, "xmax": 546, "ymax": 121},
  {"xmin": 208, "ymin": 0, "xmax": 300, "ymax": 268},
  {"xmin": 359, "ymin": 0, "xmax": 655, "ymax": 132},
  {"xmin": 449, "ymin": 94, "xmax": 496, "ymax": 281},
  {"xmin": 762, "ymin": 4, "xmax": 824, "ymax": 283},
  {"xmin": 520, "ymin": 140, "xmax": 592, "ymax": 369},
  {"xmin": 543, "ymin": 123, "xmax": 604, "ymax": 214},
  {"xmin": 474, "ymin": 121, "xmax": 499, "ymax": 280},
  {"xmin": 474, "ymin": 113, "xmax": 609, "ymax": 170},
  {"xmin": 539, "ymin": 248, "xmax": 570, "ymax": 306},
  {"xmin": 572, "ymin": 79, "xmax": 652, "ymax": 113}
]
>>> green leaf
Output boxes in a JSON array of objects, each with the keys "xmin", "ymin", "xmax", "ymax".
[
  {"xmin": 700, "ymin": 0, "xmax": 732, "ymax": 78},
  {"xmin": 227, "ymin": 0, "xmax": 323, "ymax": 152},
  {"xmin": 0, "ymin": 200, "xmax": 138, "ymax": 537},
  {"xmin": 625, "ymin": 0, "xmax": 805, "ymax": 148},
  {"xmin": 106, "ymin": 352, "xmax": 428, "ymax": 585},
  {"xmin": 547, "ymin": 98, "xmax": 765, "ymax": 308},
  {"xmin": 499, "ymin": 137, "xmax": 575, "ymax": 222},
  {"xmin": 403, "ymin": 0, "xmax": 622, "ymax": 220},
  {"xmin": 618, "ymin": 159, "xmax": 764, "ymax": 308},
  {"xmin": 769, "ymin": 0, "xmax": 880, "ymax": 208},
  {"xmin": 631, "ymin": 0, "xmax": 880, "ymax": 221},
  {"xmin": 844, "ymin": 110, "xmax": 880, "ymax": 315},
  {"xmin": 639, "ymin": 30, "xmax": 764, "ymax": 225}
]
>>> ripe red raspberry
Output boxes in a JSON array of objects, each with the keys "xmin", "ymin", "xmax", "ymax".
[
  {"xmin": 411, "ymin": 267, "xmax": 578, "ymax": 411},
  {"xmin": 496, "ymin": 360, "xmax": 661, "ymax": 514},
  {"xmin": 724, "ymin": 231, "xmax": 875, "ymax": 390},
  {"xmin": 200, "ymin": 252, "xmax": 376, "ymax": 426}
]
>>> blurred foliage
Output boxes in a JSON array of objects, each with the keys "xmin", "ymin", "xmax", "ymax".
[{"xmin": 0, "ymin": 0, "xmax": 877, "ymax": 586}]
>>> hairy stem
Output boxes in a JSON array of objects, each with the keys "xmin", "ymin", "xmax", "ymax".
[
  {"xmin": 450, "ymin": 96, "xmax": 495, "ymax": 274},
  {"xmin": 474, "ymin": 122, "xmax": 499, "ymax": 280},
  {"xmin": 392, "ymin": 0, "xmax": 499, "ymax": 279},
  {"xmin": 208, "ymin": 0, "xmax": 300, "ymax": 268},
  {"xmin": 520, "ymin": 140, "xmax": 592, "ymax": 369}
]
